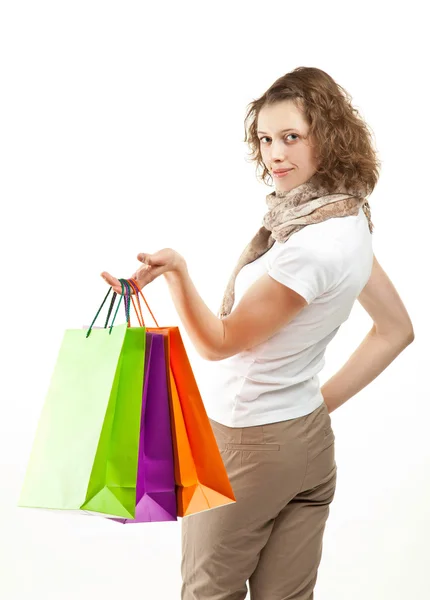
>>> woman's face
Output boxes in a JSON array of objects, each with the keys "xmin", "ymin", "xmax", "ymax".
[{"xmin": 257, "ymin": 99, "xmax": 320, "ymax": 192}]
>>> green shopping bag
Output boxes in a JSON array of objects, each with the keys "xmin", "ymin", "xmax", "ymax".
[{"xmin": 18, "ymin": 281, "xmax": 146, "ymax": 519}]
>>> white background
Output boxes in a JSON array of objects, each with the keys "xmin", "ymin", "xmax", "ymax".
[{"xmin": 1, "ymin": 1, "xmax": 428, "ymax": 598}]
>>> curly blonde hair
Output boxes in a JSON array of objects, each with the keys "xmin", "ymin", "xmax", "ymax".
[{"xmin": 244, "ymin": 66, "xmax": 382, "ymax": 198}]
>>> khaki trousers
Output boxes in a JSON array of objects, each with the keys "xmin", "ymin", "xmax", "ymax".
[{"xmin": 181, "ymin": 402, "xmax": 337, "ymax": 600}]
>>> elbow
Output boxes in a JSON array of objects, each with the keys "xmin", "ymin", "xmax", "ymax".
[
  {"xmin": 204, "ymin": 348, "xmax": 225, "ymax": 361},
  {"xmin": 204, "ymin": 319, "xmax": 227, "ymax": 361},
  {"xmin": 204, "ymin": 353, "xmax": 221, "ymax": 362},
  {"xmin": 374, "ymin": 322, "xmax": 415, "ymax": 345},
  {"xmin": 404, "ymin": 328, "xmax": 415, "ymax": 344},
  {"xmin": 201, "ymin": 346, "xmax": 224, "ymax": 361},
  {"xmin": 398, "ymin": 322, "xmax": 415, "ymax": 344},
  {"xmin": 203, "ymin": 343, "xmax": 229, "ymax": 361}
]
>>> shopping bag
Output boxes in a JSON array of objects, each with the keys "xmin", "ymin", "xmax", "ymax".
[
  {"xmin": 126, "ymin": 278, "xmax": 236, "ymax": 517},
  {"xmin": 18, "ymin": 281, "xmax": 145, "ymax": 519},
  {"xmin": 163, "ymin": 327, "xmax": 236, "ymax": 516},
  {"xmin": 113, "ymin": 330, "xmax": 177, "ymax": 523},
  {"xmin": 89, "ymin": 279, "xmax": 177, "ymax": 523}
]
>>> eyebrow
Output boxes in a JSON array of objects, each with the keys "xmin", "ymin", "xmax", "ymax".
[{"xmin": 257, "ymin": 128, "xmax": 297, "ymax": 135}]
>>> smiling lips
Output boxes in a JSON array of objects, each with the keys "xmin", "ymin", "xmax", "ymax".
[{"xmin": 273, "ymin": 168, "xmax": 293, "ymax": 177}]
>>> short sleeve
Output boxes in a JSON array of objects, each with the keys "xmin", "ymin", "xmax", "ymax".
[{"xmin": 267, "ymin": 243, "xmax": 335, "ymax": 304}]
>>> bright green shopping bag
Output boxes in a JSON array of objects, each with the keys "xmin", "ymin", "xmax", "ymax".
[{"xmin": 18, "ymin": 281, "xmax": 146, "ymax": 519}]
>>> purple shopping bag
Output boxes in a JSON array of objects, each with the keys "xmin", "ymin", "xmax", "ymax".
[{"xmin": 113, "ymin": 331, "xmax": 177, "ymax": 523}]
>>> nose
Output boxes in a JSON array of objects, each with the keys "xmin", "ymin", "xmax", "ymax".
[{"xmin": 269, "ymin": 138, "xmax": 289, "ymax": 163}]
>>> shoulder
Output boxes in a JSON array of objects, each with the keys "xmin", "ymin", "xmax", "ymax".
[
  {"xmin": 271, "ymin": 226, "xmax": 342, "ymax": 268},
  {"xmin": 277, "ymin": 208, "xmax": 368, "ymax": 259},
  {"xmin": 268, "ymin": 235, "xmax": 342, "ymax": 305}
]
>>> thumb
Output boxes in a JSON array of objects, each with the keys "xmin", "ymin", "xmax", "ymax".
[{"xmin": 137, "ymin": 252, "xmax": 152, "ymax": 266}]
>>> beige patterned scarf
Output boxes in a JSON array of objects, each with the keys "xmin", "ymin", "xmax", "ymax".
[{"xmin": 217, "ymin": 173, "xmax": 374, "ymax": 319}]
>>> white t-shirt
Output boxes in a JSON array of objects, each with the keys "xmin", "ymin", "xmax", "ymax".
[{"xmin": 202, "ymin": 206, "xmax": 374, "ymax": 428}]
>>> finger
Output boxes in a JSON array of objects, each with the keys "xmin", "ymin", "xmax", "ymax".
[
  {"xmin": 101, "ymin": 271, "xmax": 116, "ymax": 285},
  {"xmin": 137, "ymin": 253, "xmax": 151, "ymax": 265},
  {"xmin": 101, "ymin": 272, "xmax": 123, "ymax": 294}
]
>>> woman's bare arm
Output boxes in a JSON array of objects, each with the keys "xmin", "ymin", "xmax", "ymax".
[{"xmin": 321, "ymin": 254, "xmax": 415, "ymax": 413}]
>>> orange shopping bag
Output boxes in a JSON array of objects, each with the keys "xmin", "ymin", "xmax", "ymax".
[{"xmin": 126, "ymin": 279, "xmax": 236, "ymax": 517}]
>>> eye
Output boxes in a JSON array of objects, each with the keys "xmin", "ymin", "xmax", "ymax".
[{"xmin": 259, "ymin": 134, "xmax": 298, "ymax": 144}]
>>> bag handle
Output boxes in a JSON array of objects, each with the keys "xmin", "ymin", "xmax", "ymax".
[
  {"xmin": 125, "ymin": 277, "xmax": 160, "ymax": 328},
  {"xmin": 86, "ymin": 280, "xmax": 130, "ymax": 338},
  {"xmin": 104, "ymin": 291, "xmax": 118, "ymax": 329},
  {"xmin": 126, "ymin": 278, "xmax": 145, "ymax": 327},
  {"xmin": 100, "ymin": 278, "xmax": 143, "ymax": 329},
  {"xmin": 106, "ymin": 278, "xmax": 160, "ymax": 327},
  {"xmin": 103, "ymin": 278, "xmax": 156, "ymax": 328},
  {"xmin": 106, "ymin": 279, "xmax": 132, "ymax": 329},
  {"xmin": 121, "ymin": 279, "xmax": 133, "ymax": 328},
  {"xmin": 86, "ymin": 275, "xmax": 160, "ymax": 339}
]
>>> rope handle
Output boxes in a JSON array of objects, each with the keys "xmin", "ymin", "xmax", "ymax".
[
  {"xmin": 85, "ymin": 275, "xmax": 160, "ymax": 339},
  {"xmin": 102, "ymin": 279, "xmax": 132, "ymax": 329},
  {"xmin": 105, "ymin": 278, "xmax": 158, "ymax": 328},
  {"xmin": 121, "ymin": 279, "xmax": 132, "ymax": 327},
  {"xmin": 104, "ymin": 277, "xmax": 159, "ymax": 328},
  {"xmin": 86, "ymin": 280, "xmax": 127, "ymax": 338},
  {"xmin": 127, "ymin": 278, "xmax": 145, "ymax": 327},
  {"xmin": 127, "ymin": 277, "xmax": 160, "ymax": 328}
]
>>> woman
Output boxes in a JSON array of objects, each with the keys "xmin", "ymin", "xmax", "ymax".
[{"xmin": 102, "ymin": 66, "xmax": 415, "ymax": 599}]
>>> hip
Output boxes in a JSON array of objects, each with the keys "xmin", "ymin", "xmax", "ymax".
[{"xmin": 209, "ymin": 401, "xmax": 336, "ymax": 499}]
